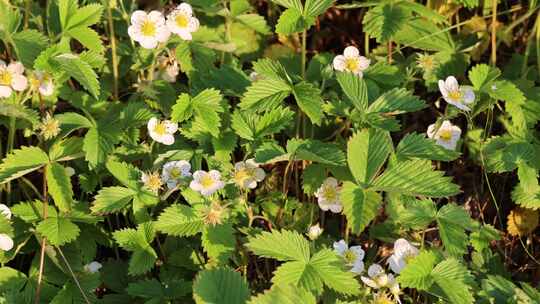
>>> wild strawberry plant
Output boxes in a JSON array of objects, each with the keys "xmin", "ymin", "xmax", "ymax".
[{"xmin": 0, "ymin": 0, "xmax": 539, "ymax": 303}]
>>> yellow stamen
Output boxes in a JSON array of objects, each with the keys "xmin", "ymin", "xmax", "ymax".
[
  {"xmin": 153, "ymin": 122, "xmax": 167, "ymax": 135},
  {"xmin": 141, "ymin": 20, "xmax": 157, "ymax": 36},
  {"xmin": 175, "ymin": 13, "xmax": 189, "ymax": 28},
  {"xmin": 345, "ymin": 58, "xmax": 359, "ymax": 72},
  {"xmin": 322, "ymin": 187, "xmax": 337, "ymax": 202},
  {"xmin": 200, "ymin": 175, "xmax": 215, "ymax": 188},
  {"xmin": 438, "ymin": 129, "xmax": 453, "ymax": 141},
  {"xmin": 343, "ymin": 249, "xmax": 356, "ymax": 264},
  {"xmin": 144, "ymin": 172, "xmax": 162, "ymax": 193},
  {"xmin": 447, "ymin": 90, "xmax": 462, "ymax": 102},
  {"xmin": 0, "ymin": 70, "xmax": 12, "ymax": 86}
]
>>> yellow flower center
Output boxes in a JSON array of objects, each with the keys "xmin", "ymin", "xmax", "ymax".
[
  {"xmin": 345, "ymin": 58, "xmax": 359, "ymax": 72},
  {"xmin": 322, "ymin": 186, "xmax": 337, "ymax": 202},
  {"xmin": 234, "ymin": 168, "xmax": 255, "ymax": 187},
  {"xmin": 343, "ymin": 249, "xmax": 356, "ymax": 264},
  {"xmin": 170, "ymin": 167, "xmax": 182, "ymax": 179},
  {"xmin": 447, "ymin": 90, "xmax": 462, "ymax": 102},
  {"xmin": 153, "ymin": 122, "xmax": 167, "ymax": 136},
  {"xmin": 203, "ymin": 202, "xmax": 224, "ymax": 226},
  {"xmin": 39, "ymin": 115, "xmax": 61, "ymax": 140},
  {"xmin": 200, "ymin": 175, "xmax": 215, "ymax": 189},
  {"xmin": 141, "ymin": 20, "xmax": 157, "ymax": 36},
  {"xmin": 144, "ymin": 172, "xmax": 162, "ymax": 193},
  {"xmin": 373, "ymin": 293, "xmax": 394, "ymax": 304},
  {"xmin": 403, "ymin": 252, "xmax": 416, "ymax": 264},
  {"xmin": 175, "ymin": 13, "xmax": 189, "ymax": 28},
  {"xmin": 438, "ymin": 129, "xmax": 453, "ymax": 141},
  {"xmin": 0, "ymin": 70, "xmax": 12, "ymax": 86}
]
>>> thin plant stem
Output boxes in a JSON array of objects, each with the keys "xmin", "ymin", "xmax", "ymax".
[
  {"xmin": 491, "ymin": 0, "xmax": 498, "ymax": 65},
  {"xmin": 56, "ymin": 246, "xmax": 91, "ymax": 304},
  {"xmin": 106, "ymin": 0, "xmax": 119, "ymax": 100},
  {"xmin": 34, "ymin": 166, "xmax": 48, "ymax": 304}
]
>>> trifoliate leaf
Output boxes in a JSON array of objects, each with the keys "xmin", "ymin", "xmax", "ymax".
[
  {"xmin": 470, "ymin": 224, "xmax": 500, "ymax": 252},
  {"xmin": 155, "ymin": 204, "xmax": 204, "ymax": 237},
  {"xmin": 113, "ymin": 223, "xmax": 157, "ymax": 275},
  {"xmin": 275, "ymin": 8, "xmax": 312, "ymax": 35},
  {"xmin": 191, "ymin": 88, "xmax": 224, "ymax": 137},
  {"xmin": 193, "ymin": 268, "xmax": 250, "ymax": 304},
  {"xmin": 53, "ymin": 53, "xmax": 100, "ymax": 98},
  {"xmin": 246, "ymin": 229, "xmax": 310, "ymax": 262},
  {"xmin": 106, "ymin": 160, "xmax": 141, "ymax": 189},
  {"xmin": 0, "ymin": 146, "xmax": 49, "ymax": 184},
  {"xmin": 399, "ymin": 250, "xmax": 440, "ymax": 289},
  {"xmin": 436, "ymin": 204, "xmax": 474, "ymax": 256},
  {"xmin": 399, "ymin": 198, "xmax": 437, "ymax": 230},
  {"xmin": 240, "ymin": 79, "xmax": 291, "ymax": 111},
  {"xmin": 373, "ymin": 159, "xmax": 461, "ymax": 197},
  {"xmin": 341, "ymin": 182, "xmax": 382, "ymax": 234},
  {"xmin": 336, "ymin": 71, "xmax": 368, "ymax": 111},
  {"xmin": 347, "ymin": 129, "xmax": 392, "ymax": 185},
  {"xmin": 512, "ymin": 162, "xmax": 540, "ymax": 209},
  {"xmin": 36, "ymin": 217, "xmax": 80, "ymax": 246},
  {"xmin": 66, "ymin": 27, "xmax": 104, "ymax": 53},
  {"xmin": 252, "ymin": 58, "xmax": 290, "ymax": 82}
]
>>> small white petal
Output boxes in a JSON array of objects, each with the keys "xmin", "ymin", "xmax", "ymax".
[
  {"xmin": 361, "ymin": 276, "xmax": 379, "ymax": 288},
  {"xmin": 139, "ymin": 37, "xmax": 158, "ymax": 49},
  {"xmin": 0, "ymin": 85, "xmax": 12, "ymax": 98},
  {"xmin": 11, "ymin": 74, "xmax": 28, "ymax": 91},
  {"xmin": 367, "ymin": 264, "xmax": 384, "ymax": 278},
  {"xmin": 0, "ymin": 234, "xmax": 14, "ymax": 251},
  {"xmin": 0, "ymin": 204, "xmax": 11, "ymax": 219},
  {"xmin": 333, "ymin": 240, "xmax": 348, "ymax": 255},
  {"xmin": 131, "ymin": 11, "xmax": 148, "ymax": 25},
  {"xmin": 332, "ymin": 55, "xmax": 346, "ymax": 71},
  {"xmin": 445, "ymin": 76, "xmax": 459, "ymax": 92},
  {"xmin": 177, "ymin": 3, "xmax": 193, "ymax": 16},
  {"xmin": 343, "ymin": 46, "xmax": 360, "ymax": 58},
  {"xmin": 7, "ymin": 62, "xmax": 24, "ymax": 75}
]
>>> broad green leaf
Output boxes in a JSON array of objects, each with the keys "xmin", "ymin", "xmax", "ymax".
[
  {"xmin": 55, "ymin": 112, "xmax": 93, "ymax": 136},
  {"xmin": 0, "ymin": 146, "xmax": 49, "ymax": 184},
  {"xmin": 246, "ymin": 229, "xmax": 310, "ymax": 262},
  {"xmin": 287, "ymin": 139, "xmax": 346, "ymax": 166},
  {"xmin": 106, "ymin": 160, "xmax": 140, "ymax": 189},
  {"xmin": 113, "ymin": 223, "xmax": 157, "ymax": 275},
  {"xmin": 431, "ymin": 258, "xmax": 475, "ymax": 304},
  {"xmin": 309, "ymin": 248, "xmax": 361, "ymax": 295},
  {"xmin": 235, "ymin": 14, "xmax": 270, "ymax": 34},
  {"xmin": 255, "ymin": 106, "xmax": 295, "ymax": 137},
  {"xmin": 91, "ymin": 187, "xmax": 136, "ymax": 214},
  {"xmin": 512, "ymin": 162, "xmax": 540, "ymax": 209},
  {"xmin": 399, "ymin": 250, "xmax": 440, "ymax": 289},
  {"xmin": 336, "ymin": 71, "xmax": 368, "ymax": 111},
  {"xmin": 12, "ymin": 29, "xmax": 48, "ymax": 67},
  {"xmin": 396, "ymin": 133, "xmax": 460, "ymax": 161},
  {"xmin": 53, "ymin": 53, "xmax": 100, "ymax": 98},
  {"xmin": 368, "ymin": 88, "xmax": 425, "ymax": 114},
  {"xmin": 48, "ymin": 137, "xmax": 84, "ymax": 162},
  {"xmin": 341, "ymin": 182, "xmax": 382, "ymax": 234},
  {"xmin": 482, "ymin": 138, "xmax": 534, "ymax": 173},
  {"xmin": 202, "ymin": 223, "xmax": 236, "ymax": 265},
  {"xmin": 470, "ymin": 224, "xmax": 500, "ymax": 252},
  {"xmin": 191, "ymin": 89, "xmax": 224, "ymax": 137},
  {"xmin": 373, "ymin": 159, "xmax": 461, "ymax": 197},
  {"xmin": 436, "ymin": 204, "xmax": 473, "ymax": 256},
  {"xmin": 66, "ymin": 27, "xmax": 104, "ymax": 52},
  {"xmin": 293, "ymin": 81, "xmax": 324, "ymax": 125},
  {"xmin": 303, "ymin": 0, "xmax": 334, "ymax": 17},
  {"xmin": 393, "ymin": 18, "xmax": 454, "ymax": 52},
  {"xmin": 36, "ymin": 216, "xmax": 80, "ymax": 246},
  {"xmin": 248, "ymin": 285, "xmax": 316, "ymax": 304},
  {"xmin": 65, "ymin": 3, "xmax": 102, "ymax": 29},
  {"xmin": 155, "ymin": 204, "xmax": 204, "ymax": 237},
  {"xmin": 171, "ymin": 93, "xmax": 193, "ymax": 123},
  {"xmin": 347, "ymin": 129, "xmax": 392, "ymax": 184},
  {"xmin": 275, "ymin": 8, "xmax": 311, "ymax": 35},
  {"xmin": 193, "ymin": 268, "xmax": 250, "ymax": 304},
  {"xmin": 252, "ymin": 58, "xmax": 290, "ymax": 82},
  {"xmin": 83, "ymin": 127, "xmax": 117, "ymax": 168},
  {"xmin": 46, "ymin": 163, "xmax": 74, "ymax": 213},
  {"xmin": 272, "ymin": 260, "xmax": 322, "ymax": 292},
  {"xmin": 302, "ymin": 164, "xmax": 326, "ymax": 195},
  {"xmin": 363, "ymin": 3, "xmax": 409, "ymax": 43},
  {"xmin": 240, "ymin": 79, "xmax": 292, "ymax": 111},
  {"xmin": 399, "ymin": 198, "xmax": 437, "ymax": 229},
  {"xmin": 468, "ymin": 64, "xmax": 500, "ymax": 91}
]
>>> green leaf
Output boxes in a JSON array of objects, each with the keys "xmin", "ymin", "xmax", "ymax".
[
  {"xmin": 309, "ymin": 248, "xmax": 361, "ymax": 295},
  {"xmin": 275, "ymin": 8, "xmax": 313, "ymax": 35},
  {"xmin": 271, "ymin": 0, "xmax": 303, "ymax": 10},
  {"xmin": 0, "ymin": 103, "xmax": 39, "ymax": 127},
  {"xmin": 82, "ymin": 127, "xmax": 117, "ymax": 168},
  {"xmin": 0, "ymin": 146, "xmax": 49, "ymax": 184},
  {"xmin": 106, "ymin": 160, "xmax": 140, "ymax": 189},
  {"xmin": 65, "ymin": 3, "xmax": 102, "ymax": 29},
  {"xmin": 91, "ymin": 187, "xmax": 136, "ymax": 214},
  {"xmin": 399, "ymin": 198, "xmax": 437, "ymax": 230},
  {"xmin": 399, "ymin": 250, "xmax": 440, "ymax": 289},
  {"xmin": 113, "ymin": 223, "xmax": 157, "ymax": 275},
  {"xmin": 36, "ymin": 216, "xmax": 80, "ymax": 246},
  {"xmin": 363, "ymin": 3, "xmax": 409, "ymax": 43},
  {"xmin": 393, "ymin": 18, "xmax": 454, "ymax": 52},
  {"xmin": 287, "ymin": 139, "xmax": 346, "ymax": 166},
  {"xmin": 303, "ymin": 0, "xmax": 334, "ymax": 17},
  {"xmin": 255, "ymin": 106, "xmax": 295, "ymax": 138},
  {"xmin": 252, "ymin": 58, "xmax": 290, "ymax": 82},
  {"xmin": 202, "ymin": 223, "xmax": 236, "ymax": 265},
  {"xmin": 48, "ymin": 137, "xmax": 84, "ymax": 162},
  {"xmin": 292, "ymin": 81, "xmax": 324, "ymax": 125},
  {"xmin": 431, "ymin": 258, "xmax": 475, "ymax": 304},
  {"xmin": 468, "ymin": 64, "xmax": 500, "ymax": 91},
  {"xmin": 191, "ymin": 89, "xmax": 224, "ymax": 137},
  {"xmin": 341, "ymin": 182, "xmax": 382, "ymax": 234},
  {"xmin": 368, "ymin": 88, "xmax": 426, "ymax": 114},
  {"xmin": 235, "ymin": 14, "xmax": 270, "ymax": 34},
  {"xmin": 373, "ymin": 159, "xmax": 461, "ymax": 197},
  {"xmin": 336, "ymin": 71, "xmax": 368, "ymax": 111},
  {"xmin": 12, "ymin": 29, "xmax": 48, "ymax": 67},
  {"xmin": 46, "ymin": 163, "xmax": 74, "ymax": 213},
  {"xmin": 470, "ymin": 224, "xmax": 500, "ymax": 252},
  {"xmin": 155, "ymin": 204, "xmax": 204, "ymax": 237},
  {"xmin": 347, "ymin": 129, "xmax": 392, "ymax": 184},
  {"xmin": 512, "ymin": 162, "xmax": 540, "ymax": 210},
  {"xmin": 248, "ymin": 285, "xmax": 316, "ymax": 304},
  {"xmin": 396, "ymin": 133, "xmax": 460, "ymax": 161},
  {"xmin": 193, "ymin": 268, "xmax": 250, "ymax": 304},
  {"xmin": 302, "ymin": 164, "xmax": 326, "ymax": 195},
  {"xmin": 436, "ymin": 204, "xmax": 473, "ymax": 256},
  {"xmin": 171, "ymin": 93, "xmax": 193, "ymax": 123},
  {"xmin": 240, "ymin": 79, "xmax": 292, "ymax": 111},
  {"xmin": 53, "ymin": 53, "xmax": 100, "ymax": 98},
  {"xmin": 58, "ymin": 0, "xmax": 78, "ymax": 30},
  {"xmin": 246, "ymin": 229, "xmax": 310, "ymax": 262},
  {"xmin": 272, "ymin": 260, "xmax": 322, "ymax": 292},
  {"xmin": 66, "ymin": 27, "xmax": 104, "ymax": 52}
]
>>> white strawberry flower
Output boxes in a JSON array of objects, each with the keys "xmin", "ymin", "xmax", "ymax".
[
  {"xmin": 427, "ymin": 120, "xmax": 462, "ymax": 150},
  {"xmin": 307, "ymin": 223, "xmax": 323, "ymax": 240},
  {"xmin": 162, "ymin": 160, "xmax": 192, "ymax": 189},
  {"xmin": 128, "ymin": 10, "xmax": 170, "ymax": 49},
  {"xmin": 147, "ymin": 117, "xmax": 178, "ymax": 145},
  {"xmin": 333, "ymin": 240, "xmax": 365, "ymax": 274},
  {"xmin": 166, "ymin": 3, "xmax": 200, "ymax": 41},
  {"xmin": 438, "ymin": 76, "xmax": 475, "ymax": 111},
  {"xmin": 84, "ymin": 261, "xmax": 103, "ymax": 273},
  {"xmin": 333, "ymin": 46, "xmax": 370, "ymax": 77},
  {"xmin": 141, "ymin": 171, "xmax": 163, "ymax": 194},
  {"xmin": 315, "ymin": 177, "xmax": 343, "ymax": 213},
  {"xmin": 0, "ymin": 234, "xmax": 13, "ymax": 251},
  {"xmin": 361, "ymin": 264, "xmax": 395, "ymax": 289},
  {"xmin": 190, "ymin": 170, "xmax": 225, "ymax": 196},
  {"xmin": 0, "ymin": 60, "xmax": 28, "ymax": 98},
  {"xmin": 233, "ymin": 159, "xmax": 265, "ymax": 189},
  {"xmin": 30, "ymin": 71, "xmax": 54, "ymax": 96},
  {"xmin": 387, "ymin": 238, "xmax": 419, "ymax": 274},
  {"xmin": 0, "ymin": 204, "xmax": 11, "ymax": 220}
]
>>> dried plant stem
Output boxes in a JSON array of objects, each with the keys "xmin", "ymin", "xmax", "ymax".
[
  {"xmin": 106, "ymin": 1, "xmax": 119, "ymax": 100},
  {"xmin": 491, "ymin": 0, "xmax": 497, "ymax": 65},
  {"xmin": 56, "ymin": 246, "xmax": 91, "ymax": 304}
]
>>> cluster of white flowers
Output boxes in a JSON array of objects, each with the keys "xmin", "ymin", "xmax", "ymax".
[
  {"xmin": 314, "ymin": 177, "xmax": 343, "ymax": 213},
  {"xmin": 0, "ymin": 60, "xmax": 54, "ymax": 99},
  {"xmin": 128, "ymin": 3, "xmax": 200, "ymax": 49},
  {"xmin": 0, "ymin": 204, "xmax": 13, "ymax": 252},
  {"xmin": 333, "ymin": 46, "xmax": 370, "ymax": 77}
]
